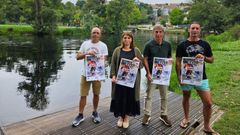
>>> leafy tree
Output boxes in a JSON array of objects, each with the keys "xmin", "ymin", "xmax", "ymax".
[
  {"xmin": 80, "ymin": 0, "xmax": 107, "ymax": 32},
  {"xmin": 0, "ymin": 0, "xmax": 7, "ymax": 23},
  {"xmin": 169, "ymin": 8, "xmax": 184, "ymax": 25},
  {"xmin": 73, "ymin": 10, "xmax": 81, "ymax": 26},
  {"xmin": 5, "ymin": 0, "xmax": 22, "ymax": 23},
  {"xmin": 105, "ymin": 0, "xmax": 140, "ymax": 34},
  {"xmin": 137, "ymin": 3, "xmax": 154, "ymax": 24},
  {"xmin": 18, "ymin": 0, "xmax": 34, "ymax": 24},
  {"xmin": 221, "ymin": 0, "xmax": 240, "ymax": 25},
  {"xmin": 160, "ymin": 15, "xmax": 168, "ymax": 27},
  {"xmin": 188, "ymin": 0, "xmax": 229, "ymax": 34},
  {"xmin": 129, "ymin": 5, "xmax": 142, "ymax": 24},
  {"xmin": 33, "ymin": 0, "xmax": 58, "ymax": 35},
  {"xmin": 157, "ymin": 8, "xmax": 162, "ymax": 16},
  {"xmin": 76, "ymin": 0, "xmax": 86, "ymax": 9},
  {"xmin": 61, "ymin": 2, "xmax": 75, "ymax": 26}
]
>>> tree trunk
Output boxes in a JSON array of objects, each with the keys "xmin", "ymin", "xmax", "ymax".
[{"xmin": 35, "ymin": 0, "xmax": 43, "ymax": 35}]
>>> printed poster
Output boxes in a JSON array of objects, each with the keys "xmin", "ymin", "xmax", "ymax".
[
  {"xmin": 116, "ymin": 58, "xmax": 140, "ymax": 88},
  {"xmin": 85, "ymin": 55, "xmax": 105, "ymax": 81},
  {"xmin": 151, "ymin": 57, "xmax": 173, "ymax": 86},
  {"xmin": 181, "ymin": 57, "xmax": 204, "ymax": 85}
]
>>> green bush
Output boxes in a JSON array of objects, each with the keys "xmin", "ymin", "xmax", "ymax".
[
  {"xmin": 62, "ymin": 29, "xmax": 74, "ymax": 36},
  {"xmin": 206, "ymin": 24, "xmax": 240, "ymax": 43},
  {"xmin": 206, "ymin": 32, "xmax": 234, "ymax": 43},
  {"xmin": 228, "ymin": 24, "xmax": 240, "ymax": 40}
]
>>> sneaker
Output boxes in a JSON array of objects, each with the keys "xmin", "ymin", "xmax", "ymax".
[
  {"xmin": 92, "ymin": 112, "xmax": 102, "ymax": 124},
  {"xmin": 142, "ymin": 114, "xmax": 151, "ymax": 125},
  {"xmin": 159, "ymin": 115, "xmax": 172, "ymax": 127},
  {"xmin": 72, "ymin": 113, "xmax": 85, "ymax": 127}
]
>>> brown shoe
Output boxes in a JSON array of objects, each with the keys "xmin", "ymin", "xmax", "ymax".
[
  {"xmin": 159, "ymin": 115, "xmax": 172, "ymax": 127},
  {"xmin": 142, "ymin": 114, "xmax": 151, "ymax": 125}
]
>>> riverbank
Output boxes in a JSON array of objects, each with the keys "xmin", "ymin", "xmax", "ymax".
[{"xmin": 0, "ymin": 24, "xmax": 185, "ymax": 36}]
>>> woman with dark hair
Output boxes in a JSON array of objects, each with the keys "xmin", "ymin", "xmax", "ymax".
[{"xmin": 110, "ymin": 32, "xmax": 143, "ymax": 128}]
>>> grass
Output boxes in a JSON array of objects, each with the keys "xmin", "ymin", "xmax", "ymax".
[
  {"xmin": 208, "ymin": 41, "xmax": 240, "ymax": 135},
  {"xmin": 0, "ymin": 24, "xmax": 33, "ymax": 35},
  {"xmin": 169, "ymin": 40, "xmax": 240, "ymax": 134},
  {"xmin": 0, "ymin": 24, "xmax": 82, "ymax": 36}
]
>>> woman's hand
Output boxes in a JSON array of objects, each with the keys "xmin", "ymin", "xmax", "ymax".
[
  {"xmin": 133, "ymin": 57, "xmax": 140, "ymax": 61},
  {"xmin": 112, "ymin": 75, "xmax": 117, "ymax": 83}
]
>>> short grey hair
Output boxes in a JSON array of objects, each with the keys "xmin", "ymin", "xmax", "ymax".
[{"xmin": 153, "ymin": 24, "xmax": 164, "ymax": 32}]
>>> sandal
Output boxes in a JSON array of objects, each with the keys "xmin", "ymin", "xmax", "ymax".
[
  {"xmin": 203, "ymin": 129, "xmax": 220, "ymax": 135},
  {"xmin": 180, "ymin": 119, "xmax": 190, "ymax": 128}
]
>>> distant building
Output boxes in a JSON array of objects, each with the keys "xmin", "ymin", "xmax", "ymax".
[
  {"xmin": 150, "ymin": 3, "xmax": 191, "ymax": 26},
  {"xmin": 152, "ymin": 3, "xmax": 191, "ymax": 16},
  {"xmin": 105, "ymin": 0, "xmax": 140, "ymax": 4}
]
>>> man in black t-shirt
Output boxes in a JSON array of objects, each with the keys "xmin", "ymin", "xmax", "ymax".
[{"xmin": 176, "ymin": 22, "xmax": 219, "ymax": 134}]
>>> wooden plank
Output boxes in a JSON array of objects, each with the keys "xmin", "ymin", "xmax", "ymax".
[{"xmin": 1, "ymin": 92, "xmax": 223, "ymax": 135}]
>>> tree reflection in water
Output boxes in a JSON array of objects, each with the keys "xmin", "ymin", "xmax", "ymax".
[
  {"xmin": 0, "ymin": 32, "xmax": 185, "ymax": 111},
  {"xmin": 0, "ymin": 36, "xmax": 65, "ymax": 110}
]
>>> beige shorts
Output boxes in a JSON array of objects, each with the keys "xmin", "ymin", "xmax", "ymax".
[{"xmin": 80, "ymin": 76, "xmax": 101, "ymax": 96}]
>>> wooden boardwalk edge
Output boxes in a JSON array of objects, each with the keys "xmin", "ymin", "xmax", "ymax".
[{"xmin": 0, "ymin": 92, "xmax": 224, "ymax": 135}]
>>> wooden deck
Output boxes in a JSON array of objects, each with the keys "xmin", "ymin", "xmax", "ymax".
[{"xmin": 1, "ymin": 91, "xmax": 223, "ymax": 135}]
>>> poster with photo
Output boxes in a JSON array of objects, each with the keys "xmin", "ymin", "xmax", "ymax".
[
  {"xmin": 181, "ymin": 57, "xmax": 204, "ymax": 85},
  {"xmin": 116, "ymin": 58, "xmax": 140, "ymax": 88},
  {"xmin": 85, "ymin": 55, "xmax": 105, "ymax": 81},
  {"xmin": 151, "ymin": 57, "xmax": 172, "ymax": 86}
]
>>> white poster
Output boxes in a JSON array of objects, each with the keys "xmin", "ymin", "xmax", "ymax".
[
  {"xmin": 116, "ymin": 58, "xmax": 140, "ymax": 88},
  {"xmin": 181, "ymin": 57, "xmax": 204, "ymax": 85},
  {"xmin": 85, "ymin": 55, "xmax": 105, "ymax": 81},
  {"xmin": 151, "ymin": 57, "xmax": 172, "ymax": 86}
]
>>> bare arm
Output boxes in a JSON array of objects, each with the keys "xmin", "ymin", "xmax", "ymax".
[
  {"xmin": 76, "ymin": 50, "xmax": 97, "ymax": 60},
  {"xmin": 76, "ymin": 52, "xmax": 86, "ymax": 60},
  {"xmin": 175, "ymin": 57, "xmax": 182, "ymax": 84},
  {"xmin": 144, "ymin": 57, "xmax": 152, "ymax": 81},
  {"xmin": 204, "ymin": 56, "xmax": 214, "ymax": 63}
]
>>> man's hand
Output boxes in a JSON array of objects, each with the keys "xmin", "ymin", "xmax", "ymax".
[
  {"xmin": 178, "ymin": 76, "xmax": 185, "ymax": 86},
  {"xmin": 195, "ymin": 54, "xmax": 205, "ymax": 59},
  {"xmin": 146, "ymin": 73, "xmax": 152, "ymax": 81},
  {"xmin": 87, "ymin": 50, "xmax": 96, "ymax": 56}
]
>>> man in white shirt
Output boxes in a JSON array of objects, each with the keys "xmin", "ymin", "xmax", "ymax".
[{"xmin": 72, "ymin": 27, "xmax": 108, "ymax": 127}]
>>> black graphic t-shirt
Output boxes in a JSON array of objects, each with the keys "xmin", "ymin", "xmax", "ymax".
[{"xmin": 176, "ymin": 40, "xmax": 213, "ymax": 79}]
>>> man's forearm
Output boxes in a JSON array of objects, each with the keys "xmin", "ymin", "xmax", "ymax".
[
  {"xmin": 175, "ymin": 57, "xmax": 182, "ymax": 82},
  {"xmin": 204, "ymin": 56, "xmax": 214, "ymax": 63},
  {"xmin": 76, "ymin": 52, "xmax": 86, "ymax": 60},
  {"xmin": 143, "ymin": 58, "xmax": 150, "ymax": 74}
]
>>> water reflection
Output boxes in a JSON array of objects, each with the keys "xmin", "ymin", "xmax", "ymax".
[
  {"xmin": 0, "ymin": 36, "xmax": 65, "ymax": 110},
  {"xmin": 0, "ymin": 31, "xmax": 185, "ymax": 125}
]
